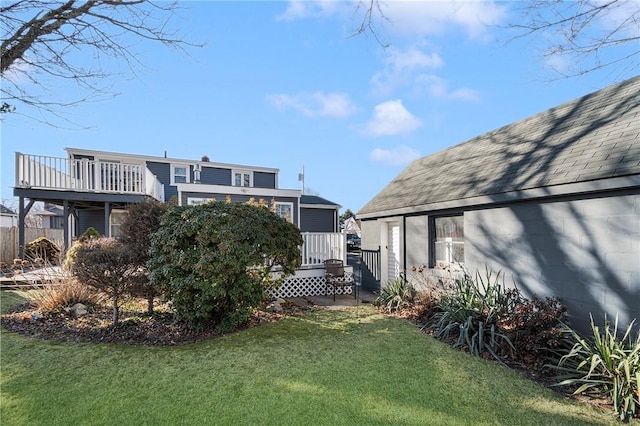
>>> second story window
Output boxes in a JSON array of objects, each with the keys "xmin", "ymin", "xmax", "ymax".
[
  {"xmin": 172, "ymin": 165, "xmax": 189, "ymax": 184},
  {"xmin": 233, "ymin": 170, "xmax": 252, "ymax": 187}
]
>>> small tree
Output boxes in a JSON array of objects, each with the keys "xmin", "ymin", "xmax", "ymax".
[
  {"xmin": 148, "ymin": 201, "xmax": 303, "ymax": 331},
  {"xmin": 118, "ymin": 199, "xmax": 168, "ymax": 314},
  {"xmin": 70, "ymin": 238, "xmax": 138, "ymax": 325}
]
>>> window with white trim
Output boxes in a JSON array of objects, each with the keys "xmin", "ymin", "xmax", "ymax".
[
  {"xmin": 432, "ymin": 215, "xmax": 464, "ymax": 270},
  {"xmin": 274, "ymin": 202, "xmax": 293, "ymax": 223},
  {"xmin": 172, "ymin": 165, "xmax": 189, "ymax": 184},
  {"xmin": 110, "ymin": 211, "xmax": 126, "ymax": 238},
  {"xmin": 233, "ymin": 170, "xmax": 252, "ymax": 187}
]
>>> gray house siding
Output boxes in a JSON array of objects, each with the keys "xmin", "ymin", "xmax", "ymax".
[
  {"xmin": 299, "ymin": 207, "xmax": 336, "ymax": 232},
  {"xmin": 254, "ymin": 172, "xmax": 276, "ymax": 189},
  {"xmin": 464, "ymin": 190, "xmax": 640, "ymax": 332},
  {"xmin": 182, "ymin": 192, "xmax": 299, "ymax": 225},
  {"xmin": 78, "ymin": 210, "xmax": 106, "ymax": 236},
  {"xmin": 200, "ymin": 166, "xmax": 231, "ymax": 186},
  {"xmin": 146, "ymin": 162, "xmax": 176, "ymax": 203}
]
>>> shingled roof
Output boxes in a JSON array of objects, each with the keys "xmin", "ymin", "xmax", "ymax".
[{"xmin": 359, "ymin": 76, "xmax": 640, "ymax": 218}]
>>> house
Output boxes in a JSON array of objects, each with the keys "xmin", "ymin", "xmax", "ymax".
[
  {"xmin": 37, "ymin": 203, "xmax": 65, "ymax": 229},
  {"xmin": 343, "ymin": 216, "xmax": 361, "ymax": 236},
  {"xmin": 358, "ymin": 76, "xmax": 640, "ymax": 332},
  {"xmin": 0, "ymin": 204, "xmax": 18, "ymax": 228},
  {"xmin": 13, "ymin": 148, "xmax": 349, "ymax": 297}
]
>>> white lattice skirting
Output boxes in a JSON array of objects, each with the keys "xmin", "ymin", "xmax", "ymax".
[{"xmin": 269, "ymin": 267, "xmax": 354, "ymax": 299}]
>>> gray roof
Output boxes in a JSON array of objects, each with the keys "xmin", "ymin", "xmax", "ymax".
[
  {"xmin": 0, "ymin": 204, "xmax": 17, "ymax": 216},
  {"xmin": 359, "ymin": 76, "xmax": 640, "ymax": 217},
  {"xmin": 300, "ymin": 195, "xmax": 340, "ymax": 207}
]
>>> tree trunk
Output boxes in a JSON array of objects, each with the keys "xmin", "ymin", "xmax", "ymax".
[{"xmin": 112, "ymin": 295, "xmax": 119, "ymax": 326}]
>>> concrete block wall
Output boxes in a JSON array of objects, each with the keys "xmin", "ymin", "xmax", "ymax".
[{"xmin": 465, "ymin": 192, "xmax": 640, "ymax": 333}]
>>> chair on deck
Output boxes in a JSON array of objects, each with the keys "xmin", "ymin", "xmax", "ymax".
[{"xmin": 324, "ymin": 259, "xmax": 355, "ymax": 301}]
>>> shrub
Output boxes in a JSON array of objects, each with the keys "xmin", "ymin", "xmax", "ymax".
[
  {"xmin": 63, "ymin": 227, "xmax": 103, "ymax": 271},
  {"xmin": 503, "ymin": 295, "xmax": 568, "ymax": 367},
  {"xmin": 429, "ymin": 270, "xmax": 515, "ymax": 362},
  {"xmin": 118, "ymin": 199, "xmax": 168, "ymax": 314},
  {"xmin": 81, "ymin": 227, "xmax": 102, "ymax": 239},
  {"xmin": 148, "ymin": 202, "xmax": 303, "ymax": 331},
  {"xmin": 374, "ymin": 276, "xmax": 415, "ymax": 312},
  {"xmin": 31, "ymin": 279, "xmax": 107, "ymax": 313},
  {"xmin": 24, "ymin": 237, "xmax": 60, "ymax": 264},
  {"xmin": 70, "ymin": 238, "xmax": 139, "ymax": 325},
  {"xmin": 550, "ymin": 315, "xmax": 639, "ymax": 422}
]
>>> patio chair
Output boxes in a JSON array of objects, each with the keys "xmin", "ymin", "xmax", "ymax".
[{"xmin": 324, "ymin": 259, "xmax": 355, "ymax": 301}]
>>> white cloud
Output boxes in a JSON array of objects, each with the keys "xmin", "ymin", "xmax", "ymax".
[
  {"xmin": 363, "ymin": 100, "xmax": 422, "ymax": 137},
  {"xmin": 371, "ymin": 46, "xmax": 444, "ymax": 95},
  {"xmin": 379, "ymin": 1, "xmax": 508, "ymax": 41},
  {"xmin": 276, "ymin": 1, "xmax": 347, "ymax": 21},
  {"xmin": 267, "ymin": 91, "xmax": 356, "ymax": 118},
  {"xmin": 369, "ymin": 145, "xmax": 421, "ymax": 166},
  {"xmin": 416, "ymin": 74, "xmax": 480, "ymax": 102}
]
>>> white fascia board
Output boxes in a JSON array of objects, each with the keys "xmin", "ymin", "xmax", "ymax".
[
  {"xmin": 358, "ymin": 175, "xmax": 640, "ymax": 220},
  {"xmin": 300, "ymin": 204, "xmax": 340, "ymax": 209},
  {"xmin": 64, "ymin": 147, "xmax": 280, "ymax": 174},
  {"xmin": 176, "ymin": 183, "xmax": 301, "ymax": 199}
]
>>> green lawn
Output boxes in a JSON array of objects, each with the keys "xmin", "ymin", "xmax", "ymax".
[{"xmin": 1, "ymin": 291, "xmax": 616, "ymax": 425}]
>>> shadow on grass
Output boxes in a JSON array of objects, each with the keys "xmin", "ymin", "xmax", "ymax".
[{"xmin": 1, "ymin": 295, "xmax": 616, "ymax": 425}]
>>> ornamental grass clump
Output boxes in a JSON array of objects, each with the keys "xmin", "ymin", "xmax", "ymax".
[
  {"xmin": 374, "ymin": 275, "xmax": 415, "ymax": 312},
  {"xmin": 31, "ymin": 278, "xmax": 107, "ymax": 313},
  {"xmin": 549, "ymin": 315, "xmax": 639, "ymax": 422},
  {"xmin": 429, "ymin": 269, "xmax": 514, "ymax": 362}
]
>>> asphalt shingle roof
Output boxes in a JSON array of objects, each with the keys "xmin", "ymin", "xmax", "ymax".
[
  {"xmin": 359, "ymin": 76, "xmax": 640, "ymax": 217},
  {"xmin": 300, "ymin": 195, "xmax": 340, "ymax": 206},
  {"xmin": 0, "ymin": 204, "xmax": 17, "ymax": 216}
]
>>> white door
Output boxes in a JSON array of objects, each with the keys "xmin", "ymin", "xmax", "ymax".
[{"xmin": 387, "ymin": 223, "xmax": 400, "ymax": 282}]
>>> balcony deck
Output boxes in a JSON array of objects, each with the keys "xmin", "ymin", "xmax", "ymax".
[{"xmin": 15, "ymin": 152, "xmax": 164, "ymax": 201}]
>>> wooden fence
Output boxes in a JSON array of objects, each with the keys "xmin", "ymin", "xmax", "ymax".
[{"xmin": 0, "ymin": 227, "xmax": 64, "ymax": 265}]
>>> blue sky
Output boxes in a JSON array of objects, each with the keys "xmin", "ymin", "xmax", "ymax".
[{"xmin": 2, "ymin": 1, "xmax": 638, "ymax": 213}]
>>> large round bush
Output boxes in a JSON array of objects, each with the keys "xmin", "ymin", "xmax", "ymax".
[{"xmin": 148, "ymin": 201, "xmax": 303, "ymax": 330}]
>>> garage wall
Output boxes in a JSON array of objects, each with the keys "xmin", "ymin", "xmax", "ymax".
[{"xmin": 465, "ymin": 191, "xmax": 640, "ymax": 333}]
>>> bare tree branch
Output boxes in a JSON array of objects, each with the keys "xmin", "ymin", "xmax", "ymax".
[
  {"xmin": 350, "ymin": 0, "xmax": 390, "ymax": 48},
  {"xmin": 1, "ymin": 0, "xmax": 200, "ymax": 125},
  {"xmin": 507, "ymin": 0, "xmax": 640, "ymax": 79}
]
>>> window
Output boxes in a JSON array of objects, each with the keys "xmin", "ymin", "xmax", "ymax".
[
  {"xmin": 110, "ymin": 211, "xmax": 126, "ymax": 238},
  {"xmin": 172, "ymin": 165, "xmax": 189, "ymax": 184},
  {"xmin": 433, "ymin": 215, "xmax": 464, "ymax": 270},
  {"xmin": 275, "ymin": 202, "xmax": 293, "ymax": 223},
  {"xmin": 51, "ymin": 216, "xmax": 64, "ymax": 229},
  {"xmin": 233, "ymin": 170, "xmax": 252, "ymax": 187}
]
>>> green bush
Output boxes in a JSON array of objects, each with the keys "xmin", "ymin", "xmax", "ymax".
[
  {"xmin": 550, "ymin": 315, "xmax": 639, "ymax": 422},
  {"xmin": 70, "ymin": 238, "xmax": 139, "ymax": 325},
  {"xmin": 148, "ymin": 202, "xmax": 303, "ymax": 331},
  {"xmin": 24, "ymin": 237, "xmax": 60, "ymax": 263},
  {"xmin": 81, "ymin": 227, "xmax": 102, "ymax": 239},
  {"xmin": 374, "ymin": 276, "xmax": 415, "ymax": 312}
]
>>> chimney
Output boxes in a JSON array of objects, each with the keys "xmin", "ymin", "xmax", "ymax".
[{"xmin": 201, "ymin": 155, "xmax": 210, "ymax": 162}]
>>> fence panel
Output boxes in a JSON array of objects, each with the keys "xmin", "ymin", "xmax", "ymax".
[
  {"xmin": 0, "ymin": 227, "xmax": 64, "ymax": 265},
  {"xmin": 361, "ymin": 247, "xmax": 381, "ymax": 292}
]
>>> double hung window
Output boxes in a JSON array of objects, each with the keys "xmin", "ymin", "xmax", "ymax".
[{"xmin": 433, "ymin": 215, "xmax": 464, "ymax": 269}]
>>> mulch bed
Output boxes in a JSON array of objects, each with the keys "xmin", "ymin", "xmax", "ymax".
[{"xmin": 1, "ymin": 299, "xmax": 310, "ymax": 346}]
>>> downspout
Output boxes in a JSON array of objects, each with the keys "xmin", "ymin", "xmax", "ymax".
[{"xmin": 402, "ymin": 216, "xmax": 407, "ymax": 284}]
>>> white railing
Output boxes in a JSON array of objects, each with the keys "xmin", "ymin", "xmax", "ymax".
[
  {"xmin": 15, "ymin": 152, "xmax": 163, "ymax": 199},
  {"xmin": 300, "ymin": 232, "xmax": 346, "ymax": 267}
]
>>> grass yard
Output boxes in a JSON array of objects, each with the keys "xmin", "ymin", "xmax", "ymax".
[{"xmin": 1, "ymin": 291, "xmax": 617, "ymax": 425}]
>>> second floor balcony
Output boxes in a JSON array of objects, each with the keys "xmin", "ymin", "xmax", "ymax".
[{"xmin": 15, "ymin": 152, "xmax": 164, "ymax": 201}]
